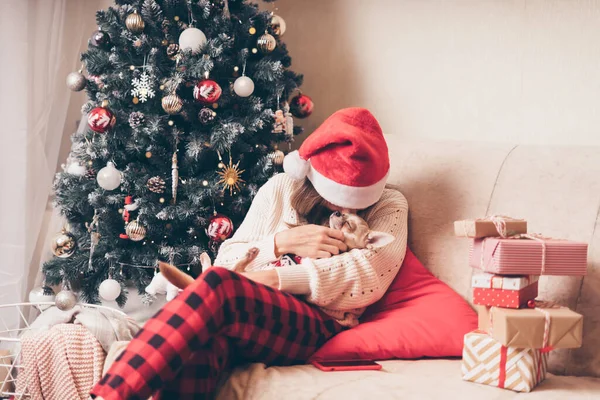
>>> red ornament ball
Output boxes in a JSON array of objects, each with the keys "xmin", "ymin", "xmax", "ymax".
[
  {"xmin": 527, "ymin": 299, "xmax": 536, "ymax": 309},
  {"xmin": 206, "ymin": 214, "xmax": 234, "ymax": 242},
  {"xmin": 290, "ymin": 93, "xmax": 314, "ymax": 118},
  {"xmin": 87, "ymin": 107, "xmax": 116, "ymax": 133},
  {"xmin": 194, "ymin": 79, "xmax": 222, "ymax": 104}
]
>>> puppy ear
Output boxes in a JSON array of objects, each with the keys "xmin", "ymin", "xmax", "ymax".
[
  {"xmin": 366, "ymin": 231, "xmax": 395, "ymax": 249},
  {"xmin": 200, "ymin": 252, "xmax": 212, "ymax": 272}
]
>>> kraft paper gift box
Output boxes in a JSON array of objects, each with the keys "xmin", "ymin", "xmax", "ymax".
[
  {"xmin": 477, "ymin": 305, "xmax": 583, "ymax": 349},
  {"xmin": 0, "ymin": 350, "xmax": 14, "ymax": 394},
  {"xmin": 472, "ymin": 273, "xmax": 539, "ymax": 309},
  {"xmin": 469, "ymin": 237, "xmax": 588, "ymax": 276},
  {"xmin": 462, "ymin": 330, "xmax": 548, "ymax": 393},
  {"xmin": 454, "ymin": 217, "xmax": 527, "ymax": 238}
]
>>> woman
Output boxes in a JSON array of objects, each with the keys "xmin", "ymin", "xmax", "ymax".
[{"xmin": 91, "ymin": 107, "xmax": 408, "ymax": 399}]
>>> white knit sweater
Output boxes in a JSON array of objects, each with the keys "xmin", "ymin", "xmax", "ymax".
[{"xmin": 215, "ymin": 173, "xmax": 408, "ymax": 326}]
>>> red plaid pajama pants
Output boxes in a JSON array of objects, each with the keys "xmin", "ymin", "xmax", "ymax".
[{"xmin": 90, "ymin": 267, "xmax": 343, "ymax": 400}]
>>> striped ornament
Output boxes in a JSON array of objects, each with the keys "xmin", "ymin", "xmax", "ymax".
[{"xmin": 462, "ymin": 331, "xmax": 548, "ymax": 393}]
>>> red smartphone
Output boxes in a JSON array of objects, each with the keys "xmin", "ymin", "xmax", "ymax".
[{"xmin": 312, "ymin": 360, "xmax": 382, "ymax": 372}]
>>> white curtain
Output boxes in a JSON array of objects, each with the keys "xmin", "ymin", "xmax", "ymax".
[{"xmin": 0, "ymin": 0, "xmax": 93, "ymax": 336}]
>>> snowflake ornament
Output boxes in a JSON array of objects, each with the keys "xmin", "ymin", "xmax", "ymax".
[{"xmin": 131, "ymin": 71, "xmax": 156, "ymax": 103}]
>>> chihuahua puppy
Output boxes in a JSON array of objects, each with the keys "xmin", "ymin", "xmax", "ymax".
[
  {"xmin": 328, "ymin": 211, "xmax": 394, "ymax": 250},
  {"xmin": 159, "ymin": 211, "xmax": 395, "ymax": 292}
]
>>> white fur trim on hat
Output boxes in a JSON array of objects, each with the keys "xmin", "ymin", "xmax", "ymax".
[
  {"xmin": 283, "ymin": 150, "xmax": 310, "ymax": 180},
  {"xmin": 307, "ymin": 167, "xmax": 389, "ymax": 210}
]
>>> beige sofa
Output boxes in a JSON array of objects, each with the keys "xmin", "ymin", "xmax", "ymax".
[{"xmin": 214, "ymin": 138, "xmax": 600, "ymax": 399}]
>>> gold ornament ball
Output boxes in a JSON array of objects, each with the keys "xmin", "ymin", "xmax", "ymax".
[
  {"xmin": 233, "ymin": 66, "xmax": 239, "ymax": 72},
  {"xmin": 159, "ymin": 197, "xmax": 165, "ymax": 203},
  {"xmin": 125, "ymin": 220, "xmax": 147, "ymax": 242},
  {"xmin": 168, "ymin": 120, "xmax": 174, "ymax": 126},
  {"xmin": 218, "ymin": 162, "xmax": 225, "ymax": 169},
  {"xmin": 133, "ymin": 97, "xmax": 140, "ymax": 104},
  {"xmin": 130, "ymin": 65, "xmax": 136, "ymax": 71},
  {"xmin": 174, "ymin": 16, "xmax": 180, "ymax": 21},
  {"xmin": 118, "ymin": 208, "xmax": 123, "ymax": 214},
  {"xmin": 126, "ymin": 12, "xmax": 145, "ymax": 34},
  {"xmin": 162, "ymin": 94, "xmax": 183, "ymax": 114},
  {"xmin": 257, "ymin": 33, "xmax": 276, "ymax": 54},
  {"xmin": 55, "ymin": 290, "xmax": 77, "ymax": 311},
  {"xmin": 160, "ymin": 84, "xmax": 165, "ymax": 91},
  {"xmin": 251, "ymin": 48, "xmax": 258, "ymax": 54},
  {"xmin": 51, "ymin": 230, "xmax": 77, "ymax": 258},
  {"xmin": 249, "ymin": 27, "xmax": 257, "ymax": 35},
  {"xmin": 271, "ymin": 15, "xmax": 287, "ymax": 36},
  {"xmin": 202, "ymin": 180, "xmax": 209, "ymax": 186},
  {"xmin": 145, "ymin": 151, "xmax": 152, "ymax": 158},
  {"xmin": 270, "ymin": 150, "xmax": 285, "ymax": 166}
]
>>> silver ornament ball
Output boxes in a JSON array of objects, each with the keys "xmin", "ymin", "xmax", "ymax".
[
  {"xmin": 66, "ymin": 71, "xmax": 87, "ymax": 92},
  {"xmin": 55, "ymin": 290, "xmax": 77, "ymax": 311}
]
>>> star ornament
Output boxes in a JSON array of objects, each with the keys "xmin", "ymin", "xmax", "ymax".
[{"xmin": 217, "ymin": 159, "xmax": 245, "ymax": 195}]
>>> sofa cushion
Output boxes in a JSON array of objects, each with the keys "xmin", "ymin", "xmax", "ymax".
[{"xmin": 311, "ymin": 248, "xmax": 477, "ymax": 361}]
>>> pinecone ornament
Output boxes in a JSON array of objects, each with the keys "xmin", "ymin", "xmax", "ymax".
[
  {"xmin": 147, "ymin": 176, "xmax": 166, "ymax": 193},
  {"xmin": 129, "ymin": 111, "xmax": 145, "ymax": 128},
  {"xmin": 85, "ymin": 168, "xmax": 97, "ymax": 180}
]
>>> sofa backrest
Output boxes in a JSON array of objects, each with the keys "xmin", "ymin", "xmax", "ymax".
[{"xmin": 384, "ymin": 136, "xmax": 600, "ymax": 378}]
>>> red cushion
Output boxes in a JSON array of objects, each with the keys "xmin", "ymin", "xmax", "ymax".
[{"xmin": 311, "ymin": 248, "xmax": 477, "ymax": 361}]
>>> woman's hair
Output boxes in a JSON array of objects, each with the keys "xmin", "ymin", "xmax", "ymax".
[{"xmin": 289, "ymin": 178, "xmax": 333, "ymax": 226}]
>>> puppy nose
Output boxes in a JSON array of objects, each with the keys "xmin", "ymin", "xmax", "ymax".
[{"xmin": 333, "ymin": 211, "xmax": 341, "ymax": 217}]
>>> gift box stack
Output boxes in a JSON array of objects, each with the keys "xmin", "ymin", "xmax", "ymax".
[{"xmin": 454, "ymin": 216, "xmax": 587, "ymax": 392}]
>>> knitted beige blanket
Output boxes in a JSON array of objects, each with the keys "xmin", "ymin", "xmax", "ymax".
[{"xmin": 17, "ymin": 324, "xmax": 105, "ymax": 400}]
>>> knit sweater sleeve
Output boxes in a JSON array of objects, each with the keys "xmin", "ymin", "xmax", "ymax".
[
  {"xmin": 275, "ymin": 190, "xmax": 408, "ymax": 310},
  {"xmin": 213, "ymin": 175, "xmax": 283, "ymax": 270}
]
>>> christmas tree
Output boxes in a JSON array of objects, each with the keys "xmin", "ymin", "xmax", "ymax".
[{"xmin": 41, "ymin": 0, "xmax": 314, "ymax": 308}]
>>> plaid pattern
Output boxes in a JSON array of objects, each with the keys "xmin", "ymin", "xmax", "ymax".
[{"xmin": 91, "ymin": 268, "xmax": 343, "ymax": 400}]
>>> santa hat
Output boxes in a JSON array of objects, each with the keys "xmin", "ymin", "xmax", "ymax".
[{"xmin": 283, "ymin": 107, "xmax": 389, "ymax": 209}]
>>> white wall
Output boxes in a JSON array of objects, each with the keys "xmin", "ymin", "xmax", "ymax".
[
  {"xmin": 275, "ymin": 0, "xmax": 600, "ymax": 146},
  {"xmin": 0, "ymin": 0, "xmax": 28, "ymax": 320}
]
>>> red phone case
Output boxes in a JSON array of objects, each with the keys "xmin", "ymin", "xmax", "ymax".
[{"xmin": 311, "ymin": 360, "xmax": 382, "ymax": 372}]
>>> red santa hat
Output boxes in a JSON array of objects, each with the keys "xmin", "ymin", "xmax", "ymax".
[{"xmin": 283, "ymin": 107, "xmax": 389, "ymax": 209}]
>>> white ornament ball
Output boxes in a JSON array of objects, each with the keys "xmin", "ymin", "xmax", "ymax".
[
  {"xmin": 97, "ymin": 162, "xmax": 122, "ymax": 190},
  {"xmin": 55, "ymin": 290, "xmax": 77, "ymax": 311},
  {"xmin": 29, "ymin": 286, "xmax": 55, "ymax": 303},
  {"xmin": 67, "ymin": 162, "xmax": 86, "ymax": 176},
  {"xmin": 99, "ymin": 278, "xmax": 121, "ymax": 301},
  {"xmin": 179, "ymin": 27, "xmax": 207, "ymax": 55},
  {"xmin": 233, "ymin": 76, "xmax": 255, "ymax": 97}
]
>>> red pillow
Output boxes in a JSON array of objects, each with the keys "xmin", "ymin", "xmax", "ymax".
[{"xmin": 311, "ymin": 247, "xmax": 477, "ymax": 361}]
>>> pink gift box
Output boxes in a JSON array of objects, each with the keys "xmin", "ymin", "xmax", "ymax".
[{"xmin": 469, "ymin": 237, "xmax": 588, "ymax": 276}]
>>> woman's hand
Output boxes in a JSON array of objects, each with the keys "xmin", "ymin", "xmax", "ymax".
[
  {"xmin": 240, "ymin": 270, "xmax": 279, "ymax": 289},
  {"xmin": 274, "ymin": 225, "xmax": 347, "ymax": 259}
]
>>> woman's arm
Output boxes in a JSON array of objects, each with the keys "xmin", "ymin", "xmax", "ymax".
[
  {"xmin": 214, "ymin": 177, "xmax": 282, "ymax": 270},
  {"xmin": 275, "ymin": 190, "xmax": 408, "ymax": 310}
]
